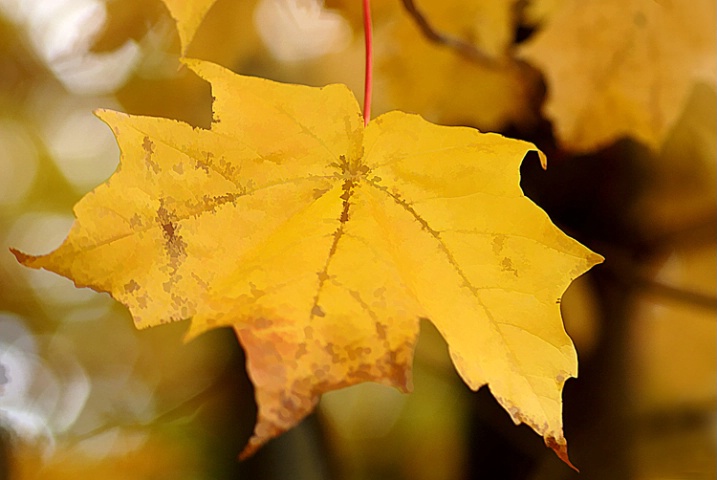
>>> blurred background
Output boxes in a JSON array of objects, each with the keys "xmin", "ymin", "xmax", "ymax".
[{"xmin": 0, "ymin": 0, "xmax": 714, "ymax": 478}]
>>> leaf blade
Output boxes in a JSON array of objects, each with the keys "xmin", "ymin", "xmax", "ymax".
[{"xmin": 14, "ymin": 59, "xmax": 602, "ymax": 466}]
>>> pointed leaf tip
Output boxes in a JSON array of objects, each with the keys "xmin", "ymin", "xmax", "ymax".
[
  {"xmin": 546, "ymin": 436, "xmax": 579, "ymax": 472},
  {"xmin": 537, "ymin": 150, "xmax": 548, "ymax": 169},
  {"xmin": 9, "ymin": 248, "xmax": 30, "ymax": 265},
  {"xmin": 160, "ymin": 0, "xmax": 219, "ymax": 54}
]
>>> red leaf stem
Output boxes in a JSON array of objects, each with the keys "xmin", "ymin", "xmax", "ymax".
[{"xmin": 362, "ymin": 0, "xmax": 373, "ymax": 126}]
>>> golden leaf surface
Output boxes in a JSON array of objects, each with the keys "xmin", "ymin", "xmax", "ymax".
[
  {"xmin": 161, "ymin": 0, "xmax": 219, "ymax": 53},
  {"xmin": 13, "ymin": 59, "xmax": 602, "ymax": 463},
  {"xmin": 519, "ymin": 0, "xmax": 716, "ymax": 152}
]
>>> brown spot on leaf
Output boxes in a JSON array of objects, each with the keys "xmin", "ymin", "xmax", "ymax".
[
  {"xmin": 324, "ymin": 342, "xmax": 344, "ymax": 363},
  {"xmin": 500, "ymin": 257, "xmax": 518, "ymax": 276},
  {"xmin": 195, "ymin": 151, "xmax": 212, "ymax": 174},
  {"xmin": 492, "ymin": 234, "xmax": 506, "ymax": 255},
  {"xmin": 312, "ymin": 187, "xmax": 331, "ymax": 199},
  {"xmin": 142, "ymin": 137, "xmax": 160, "ymax": 174},
  {"xmin": 129, "ymin": 213, "xmax": 143, "ymax": 229},
  {"xmin": 295, "ymin": 343, "xmax": 308, "ymax": 359},
  {"xmin": 374, "ymin": 345, "xmax": 413, "ymax": 392},
  {"xmin": 250, "ymin": 283, "xmax": 265, "ymax": 299},
  {"xmin": 304, "ymin": 326, "xmax": 314, "ymax": 340},
  {"xmin": 162, "ymin": 222, "xmax": 176, "ymax": 239},
  {"xmin": 375, "ymin": 322, "xmax": 387, "ymax": 340},
  {"xmin": 124, "ymin": 279, "xmax": 140, "ymax": 293},
  {"xmin": 135, "ymin": 293, "xmax": 149, "ymax": 309},
  {"xmin": 157, "ymin": 203, "xmax": 187, "ymax": 265}
]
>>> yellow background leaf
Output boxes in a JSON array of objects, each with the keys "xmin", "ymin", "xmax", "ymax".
[
  {"xmin": 330, "ymin": 0, "xmax": 532, "ymax": 131},
  {"xmin": 14, "ymin": 59, "xmax": 602, "ymax": 463},
  {"xmin": 161, "ymin": 0, "xmax": 219, "ymax": 54},
  {"xmin": 112, "ymin": 0, "xmax": 263, "ymax": 126},
  {"xmin": 374, "ymin": 18, "xmax": 530, "ymax": 131},
  {"xmin": 329, "ymin": 0, "xmax": 515, "ymax": 57},
  {"xmin": 519, "ymin": 0, "xmax": 716, "ymax": 152}
]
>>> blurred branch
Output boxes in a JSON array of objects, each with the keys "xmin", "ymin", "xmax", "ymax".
[
  {"xmin": 641, "ymin": 213, "xmax": 716, "ymax": 252},
  {"xmin": 635, "ymin": 400, "xmax": 717, "ymax": 435},
  {"xmin": 399, "ymin": 0, "xmax": 502, "ymax": 67},
  {"xmin": 597, "ymin": 244, "xmax": 717, "ymax": 313},
  {"xmin": 635, "ymin": 276, "xmax": 717, "ymax": 311}
]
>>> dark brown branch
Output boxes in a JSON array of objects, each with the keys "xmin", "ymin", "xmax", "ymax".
[
  {"xmin": 641, "ymin": 214, "xmax": 716, "ymax": 252},
  {"xmin": 596, "ymin": 244, "xmax": 717, "ymax": 314},
  {"xmin": 634, "ymin": 276, "xmax": 717, "ymax": 312},
  {"xmin": 399, "ymin": 0, "xmax": 502, "ymax": 67},
  {"xmin": 634, "ymin": 400, "xmax": 717, "ymax": 435}
]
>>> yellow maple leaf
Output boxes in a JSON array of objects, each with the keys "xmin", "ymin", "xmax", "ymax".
[
  {"xmin": 161, "ymin": 0, "xmax": 219, "ymax": 54},
  {"xmin": 330, "ymin": 0, "xmax": 516, "ymax": 57},
  {"xmin": 331, "ymin": 0, "xmax": 532, "ymax": 130},
  {"xmin": 519, "ymin": 0, "xmax": 716, "ymax": 152},
  {"xmin": 522, "ymin": 0, "xmax": 567, "ymax": 26},
  {"xmin": 408, "ymin": 0, "xmax": 516, "ymax": 59},
  {"xmin": 13, "ymin": 59, "xmax": 602, "ymax": 464},
  {"xmin": 375, "ymin": 16, "xmax": 530, "ymax": 131}
]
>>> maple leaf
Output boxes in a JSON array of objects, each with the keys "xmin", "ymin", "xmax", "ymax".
[
  {"xmin": 115, "ymin": 0, "xmax": 262, "ymax": 123},
  {"xmin": 522, "ymin": 0, "xmax": 566, "ymax": 26},
  {"xmin": 375, "ymin": 12, "xmax": 530, "ymax": 131},
  {"xmin": 519, "ymin": 0, "xmax": 716, "ymax": 152},
  {"xmin": 409, "ymin": 0, "xmax": 516, "ymax": 59},
  {"xmin": 332, "ymin": 0, "xmax": 532, "ymax": 130},
  {"xmin": 331, "ymin": 0, "xmax": 517, "ymax": 55},
  {"xmin": 12, "ymin": 59, "xmax": 602, "ymax": 464},
  {"xmin": 161, "ymin": 0, "xmax": 219, "ymax": 54}
]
